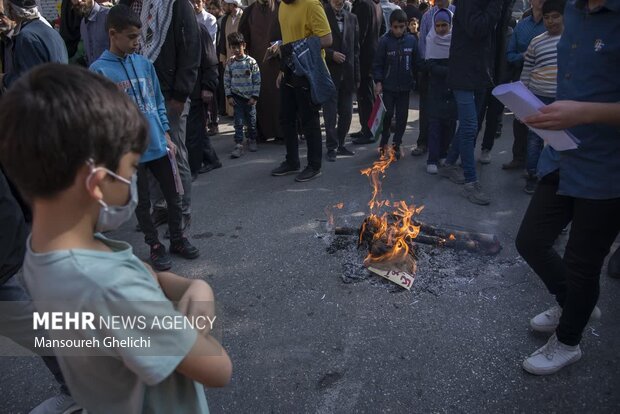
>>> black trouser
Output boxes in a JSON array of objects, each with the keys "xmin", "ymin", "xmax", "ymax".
[
  {"xmin": 380, "ymin": 90, "xmax": 410, "ymax": 147},
  {"xmin": 323, "ymin": 85, "xmax": 353, "ymax": 151},
  {"xmin": 511, "ymin": 118, "xmax": 528, "ymax": 163},
  {"xmin": 186, "ymin": 101, "xmax": 220, "ymax": 173},
  {"xmin": 515, "ymin": 171, "xmax": 620, "ymax": 346},
  {"xmin": 280, "ymin": 73, "xmax": 322, "ymax": 170},
  {"xmin": 136, "ymin": 155, "xmax": 184, "ymax": 245},
  {"xmin": 416, "ymin": 70, "xmax": 429, "ymax": 148},
  {"xmin": 356, "ymin": 72, "xmax": 374, "ymax": 139},
  {"xmin": 480, "ymin": 90, "xmax": 504, "ymax": 151}
]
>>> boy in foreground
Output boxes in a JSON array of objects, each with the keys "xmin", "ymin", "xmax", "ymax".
[{"xmin": 0, "ymin": 64, "xmax": 232, "ymax": 412}]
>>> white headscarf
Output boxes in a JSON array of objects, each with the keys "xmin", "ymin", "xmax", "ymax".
[{"xmin": 424, "ymin": 8, "xmax": 452, "ymax": 60}]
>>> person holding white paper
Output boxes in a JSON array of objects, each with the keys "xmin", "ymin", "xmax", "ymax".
[
  {"xmin": 519, "ymin": 0, "xmax": 564, "ymax": 194},
  {"xmin": 515, "ymin": 0, "xmax": 620, "ymax": 376}
]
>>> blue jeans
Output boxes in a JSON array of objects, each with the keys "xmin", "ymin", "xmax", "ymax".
[
  {"xmin": 233, "ymin": 95, "xmax": 257, "ymax": 144},
  {"xmin": 527, "ymin": 95, "xmax": 555, "ymax": 175},
  {"xmin": 446, "ymin": 89, "xmax": 485, "ymax": 183}
]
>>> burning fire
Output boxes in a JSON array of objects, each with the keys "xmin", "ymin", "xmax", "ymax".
[
  {"xmin": 325, "ymin": 202, "xmax": 345, "ymax": 229},
  {"xmin": 359, "ymin": 148, "xmax": 424, "ymax": 272}
]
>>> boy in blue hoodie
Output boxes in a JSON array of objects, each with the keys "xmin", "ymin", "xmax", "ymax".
[
  {"xmin": 90, "ymin": 5, "xmax": 200, "ymax": 271},
  {"xmin": 373, "ymin": 9, "xmax": 419, "ymax": 159}
]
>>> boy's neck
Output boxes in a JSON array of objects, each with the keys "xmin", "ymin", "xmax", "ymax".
[
  {"xmin": 547, "ymin": 29, "xmax": 563, "ymax": 36},
  {"xmin": 234, "ymin": 53, "xmax": 246, "ymax": 59},
  {"xmin": 109, "ymin": 46, "xmax": 128, "ymax": 59}
]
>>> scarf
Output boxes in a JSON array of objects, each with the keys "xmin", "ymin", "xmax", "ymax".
[
  {"xmin": 425, "ymin": 8, "xmax": 452, "ymax": 59},
  {"xmin": 135, "ymin": 0, "xmax": 175, "ymax": 62}
]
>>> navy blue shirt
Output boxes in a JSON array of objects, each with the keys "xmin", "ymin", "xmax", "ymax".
[
  {"xmin": 552, "ymin": 0, "xmax": 620, "ymax": 199},
  {"xmin": 506, "ymin": 15, "xmax": 545, "ymax": 64}
]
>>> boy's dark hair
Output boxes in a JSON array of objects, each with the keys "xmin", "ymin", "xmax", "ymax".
[
  {"xmin": 390, "ymin": 9, "xmax": 408, "ymax": 25},
  {"xmin": 106, "ymin": 4, "xmax": 142, "ymax": 32},
  {"xmin": 210, "ymin": 0, "xmax": 222, "ymax": 8},
  {"xmin": 542, "ymin": 0, "xmax": 565, "ymax": 15},
  {"xmin": 227, "ymin": 32, "xmax": 245, "ymax": 47},
  {"xmin": 419, "ymin": 3, "xmax": 429, "ymax": 13},
  {"xmin": 0, "ymin": 64, "xmax": 149, "ymax": 200}
]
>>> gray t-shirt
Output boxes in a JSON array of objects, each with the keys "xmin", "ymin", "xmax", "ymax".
[{"xmin": 23, "ymin": 235, "xmax": 209, "ymax": 414}]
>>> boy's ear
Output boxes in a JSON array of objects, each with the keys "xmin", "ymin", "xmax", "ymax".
[{"xmin": 83, "ymin": 166, "xmax": 107, "ymax": 203}]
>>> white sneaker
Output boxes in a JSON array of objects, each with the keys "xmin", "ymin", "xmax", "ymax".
[
  {"xmin": 479, "ymin": 149, "xmax": 491, "ymax": 164},
  {"xmin": 426, "ymin": 164, "xmax": 438, "ymax": 174},
  {"xmin": 530, "ymin": 305, "xmax": 601, "ymax": 333},
  {"xmin": 29, "ymin": 393, "xmax": 81, "ymax": 414},
  {"xmin": 523, "ymin": 333, "xmax": 582, "ymax": 375}
]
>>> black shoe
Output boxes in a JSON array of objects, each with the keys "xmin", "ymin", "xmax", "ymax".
[
  {"xmin": 170, "ymin": 237, "xmax": 200, "ymax": 259},
  {"xmin": 502, "ymin": 159, "xmax": 525, "ymax": 170},
  {"xmin": 349, "ymin": 130, "xmax": 363, "ymax": 138},
  {"xmin": 393, "ymin": 145, "xmax": 401, "ymax": 160},
  {"xmin": 326, "ymin": 150, "xmax": 337, "ymax": 162},
  {"xmin": 336, "ymin": 146, "xmax": 355, "ymax": 157},
  {"xmin": 151, "ymin": 209, "xmax": 168, "ymax": 228},
  {"xmin": 352, "ymin": 136, "xmax": 375, "ymax": 145},
  {"xmin": 198, "ymin": 162, "xmax": 222, "ymax": 174},
  {"xmin": 271, "ymin": 161, "xmax": 300, "ymax": 176},
  {"xmin": 608, "ymin": 247, "xmax": 620, "ymax": 279},
  {"xmin": 295, "ymin": 166, "xmax": 322, "ymax": 182},
  {"xmin": 150, "ymin": 243, "xmax": 172, "ymax": 271},
  {"xmin": 410, "ymin": 145, "xmax": 427, "ymax": 156},
  {"xmin": 524, "ymin": 175, "xmax": 537, "ymax": 194}
]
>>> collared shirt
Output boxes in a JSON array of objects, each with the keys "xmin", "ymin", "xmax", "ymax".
[
  {"xmin": 81, "ymin": 3, "xmax": 110, "ymax": 66},
  {"xmin": 506, "ymin": 14, "xmax": 545, "ymax": 64},
  {"xmin": 196, "ymin": 9, "xmax": 218, "ymax": 48},
  {"xmin": 538, "ymin": 0, "xmax": 620, "ymax": 199}
]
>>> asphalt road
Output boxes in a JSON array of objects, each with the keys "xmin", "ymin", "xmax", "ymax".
[{"xmin": 2, "ymin": 99, "xmax": 619, "ymax": 413}]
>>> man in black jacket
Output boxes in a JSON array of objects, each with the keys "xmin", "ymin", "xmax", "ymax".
[
  {"xmin": 440, "ymin": 0, "xmax": 503, "ymax": 205},
  {"xmin": 350, "ymin": 0, "xmax": 384, "ymax": 144},
  {"xmin": 323, "ymin": 0, "xmax": 360, "ymax": 161},
  {"xmin": 120, "ymin": 0, "xmax": 200, "ymax": 229}
]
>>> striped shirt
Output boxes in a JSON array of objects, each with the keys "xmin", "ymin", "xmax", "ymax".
[
  {"xmin": 520, "ymin": 32, "xmax": 561, "ymax": 98},
  {"xmin": 223, "ymin": 55, "xmax": 261, "ymax": 100}
]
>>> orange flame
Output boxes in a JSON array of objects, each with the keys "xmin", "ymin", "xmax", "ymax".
[{"xmin": 325, "ymin": 202, "xmax": 345, "ymax": 229}]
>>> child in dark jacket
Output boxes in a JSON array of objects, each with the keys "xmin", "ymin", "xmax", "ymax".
[
  {"xmin": 373, "ymin": 9, "xmax": 419, "ymax": 159},
  {"xmin": 424, "ymin": 9, "xmax": 455, "ymax": 174}
]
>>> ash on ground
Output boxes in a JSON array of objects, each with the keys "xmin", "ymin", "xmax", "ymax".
[{"xmin": 326, "ymin": 235, "xmax": 521, "ymax": 296}]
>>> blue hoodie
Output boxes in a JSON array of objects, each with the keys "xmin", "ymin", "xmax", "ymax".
[{"xmin": 90, "ymin": 50, "xmax": 169, "ymax": 164}]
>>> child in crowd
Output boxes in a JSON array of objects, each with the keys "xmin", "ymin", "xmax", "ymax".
[
  {"xmin": 424, "ymin": 8, "xmax": 455, "ymax": 174},
  {"xmin": 0, "ymin": 63, "xmax": 232, "ymax": 412},
  {"xmin": 223, "ymin": 32, "xmax": 261, "ymax": 158},
  {"xmin": 520, "ymin": 0, "xmax": 564, "ymax": 194},
  {"xmin": 373, "ymin": 9, "xmax": 419, "ymax": 159},
  {"xmin": 408, "ymin": 17, "xmax": 419, "ymax": 39},
  {"xmin": 90, "ymin": 5, "xmax": 200, "ymax": 270}
]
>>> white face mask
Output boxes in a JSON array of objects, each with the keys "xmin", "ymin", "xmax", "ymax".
[{"xmin": 85, "ymin": 160, "xmax": 138, "ymax": 233}]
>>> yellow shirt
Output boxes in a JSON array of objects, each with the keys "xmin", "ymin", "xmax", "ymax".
[{"xmin": 278, "ymin": 0, "xmax": 332, "ymax": 45}]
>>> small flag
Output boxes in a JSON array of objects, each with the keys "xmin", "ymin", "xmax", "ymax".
[
  {"xmin": 367, "ymin": 95, "xmax": 386, "ymax": 141},
  {"xmin": 167, "ymin": 147, "xmax": 185, "ymax": 196}
]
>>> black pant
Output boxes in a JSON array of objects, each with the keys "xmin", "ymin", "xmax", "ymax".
[
  {"xmin": 356, "ymin": 73, "xmax": 374, "ymax": 139},
  {"xmin": 480, "ymin": 90, "xmax": 504, "ymax": 151},
  {"xmin": 516, "ymin": 172, "xmax": 620, "ymax": 346},
  {"xmin": 136, "ymin": 155, "xmax": 184, "ymax": 245},
  {"xmin": 280, "ymin": 74, "xmax": 322, "ymax": 170},
  {"xmin": 380, "ymin": 90, "xmax": 410, "ymax": 147},
  {"xmin": 323, "ymin": 85, "xmax": 353, "ymax": 151},
  {"xmin": 512, "ymin": 118, "xmax": 528, "ymax": 162},
  {"xmin": 416, "ymin": 70, "xmax": 429, "ymax": 148},
  {"xmin": 187, "ymin": 102, "xmax": 220, "ymax": 173}
]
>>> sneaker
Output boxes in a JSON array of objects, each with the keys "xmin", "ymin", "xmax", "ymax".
[
  {"xmin": 479, "ymin": 149, "xmax": 492, "ymax": 164},
  {"xmin": 438, "ymin": 165, "xmax": 466, "ymax": 184},
  {"xmin": 248, "ymin": 140, "xmax": 258, "ymax": 152},
  {"xmin": 352, "ymin": 136, "xmax": 375, "ymax": 145},
  {"xmin": 410, "ymin": 145, "xmax": 427, "ymax": 156},
  {"xmin": 426, "ymin": 164, "xmax": 438, "ymax": 174},
  {"xmin": 379, "ymin": 145, "xmax": 388, "ymax": 159},
  {"xmin": 295, "ymin": 166, "xmax": 322, "ymax": 182},
  {"xmin": 462, "ymin": 181, "xmax": 491, "ymax": 205},
  {"xmin": 522, "ymin": 334, "xmax": 582, "ymax": 375},
  {"xmin": 29, "ymin": 393, "xmax": 81, "ymax": 414},
  {"xmin": 170, "ymin": 237, "xmax": 200, "ymax": 259},
  {"xmin": 393, "ymin": 145, "xmax": 401, "ymax": 160},
  {"xmin": 198, "ymin": 161, "xmax": 222, "ymax": 174},
  {"xmin": 150, "ymin": 243, "xmax": 172, "ymax": 271},
  {"xmin": 524, "ymin": 174, "xmax": 538, "ymax": 194},
  {"xmin": 151, "ymin": 209, "xmax": 168, "ymax": 228},
  {"xmin": 326, "ymin": 149, "xmax": 337, "ymax": 162},
  {"xmin": 230, "ymin": 143, "xmax": 244, "ymax": 158},
  {"xmin": 336, "ymin": 146, "xmax": 355, "ymax": 157},
  {"xmin": 349, "ymin": 130, "xmax": 363, "ymax": 138},
  {"xmin": 271, "ymin": 161, "xmax": 300, "ymax": 176},
  {"xmin": 530, "ymin": 305, "xmax": 601, "ymax": 333},
  {"xmin": 502, "ymin": 159, "xmax": 525, "ymax": 170}
]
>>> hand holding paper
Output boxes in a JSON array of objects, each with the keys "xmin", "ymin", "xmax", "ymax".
[{"xmin": 492, "ymin": 82, "xmax": 579, "ymax": 151}]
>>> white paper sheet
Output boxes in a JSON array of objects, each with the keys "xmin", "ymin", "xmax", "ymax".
[{"xmin": 492, "ymin": 82, "xmax": 579, "ymax": 151}]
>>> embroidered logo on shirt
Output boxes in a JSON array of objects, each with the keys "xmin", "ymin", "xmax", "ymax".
[{"xmin": 594, "ymin": 39, "xmax": 605, "ymax": 52}]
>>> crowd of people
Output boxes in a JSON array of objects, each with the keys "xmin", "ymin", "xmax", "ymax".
[{"xmin": 0, "ymin": 0, "xmax": 618, "ymax": 412}]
